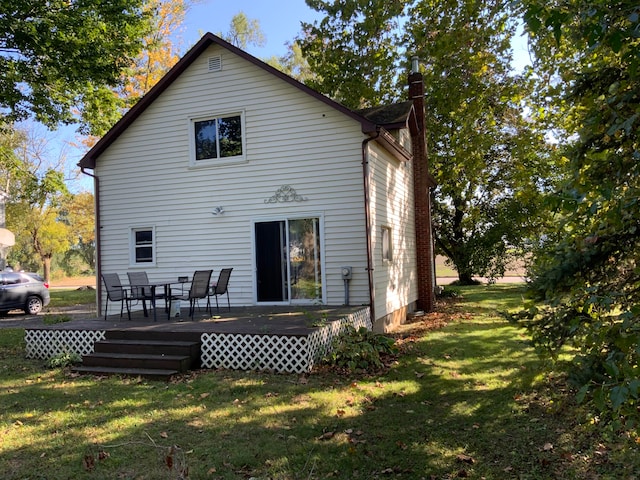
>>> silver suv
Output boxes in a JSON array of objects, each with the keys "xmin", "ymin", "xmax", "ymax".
[{"xmin": 0, "ymin": 272, "xmax": 51, "ymax": 315}]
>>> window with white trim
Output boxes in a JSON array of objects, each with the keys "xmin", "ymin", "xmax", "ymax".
[
  {"xmin": 190, "ymin": 113, "xmax": 245, "ymax": 165},
  {"xmin": 382, "ymin": 226, "xmax": 393, "ymax": 262},
  {"xmin": 131, "ymin": 227, "xmax": 155, "ymax": 265}
]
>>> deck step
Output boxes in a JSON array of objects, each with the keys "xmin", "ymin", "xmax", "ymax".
[
  {"xmin": 72, "ymin": 365, "xmax": 179, "ymax": 380},
  {"xmin": 82, "ymin": 352, "xmax": 192, "ymax": 372},
  {"xmin": 76, "ymin": 337, "xmax": 202, "ymax": 380},
  {"xmin": 93, "ymin": 339, "xmax": 200, "ymax": 360}
]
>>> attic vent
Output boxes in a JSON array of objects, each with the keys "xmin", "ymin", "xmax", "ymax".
[{"xmin": 208, "ymin": 55, "xmax": 222, "ymax": 72}]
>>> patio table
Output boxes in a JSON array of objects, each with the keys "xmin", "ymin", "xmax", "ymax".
[{"xmin": 124, "ymin": 280, "xmax": 184, "ymax": 322}]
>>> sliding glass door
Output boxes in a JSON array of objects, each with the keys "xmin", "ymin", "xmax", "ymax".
[{"xmin": 255, "ymin": 217, "xmax": 322, "ymax": 303}]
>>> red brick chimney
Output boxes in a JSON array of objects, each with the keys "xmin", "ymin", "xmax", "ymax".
[{"xmin": 409, "ymin": 57, "xmax": 436, "ymax": 312}]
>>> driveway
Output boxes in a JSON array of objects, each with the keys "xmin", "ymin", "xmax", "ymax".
[{"xmin": 0, "ymin": 304, "xmax": 97, "ymax": 329}]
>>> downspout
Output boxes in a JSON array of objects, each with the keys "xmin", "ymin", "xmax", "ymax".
[
  {"xmin": 362, "ymin": 128, "xmax": 381, "ymax": 323},
  {"xmin": 80, "ymin": 167, "xmax": 101, "ymax": 317}
]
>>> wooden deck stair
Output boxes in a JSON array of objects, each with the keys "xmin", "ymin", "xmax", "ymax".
[{"xmin": 73, "ymin": 332, "xmax": 201, "ymax": 380}]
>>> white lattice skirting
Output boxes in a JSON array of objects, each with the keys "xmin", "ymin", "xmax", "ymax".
[
  {"xmin": 24, "ymin": 307, "xmax": 371, "ymax": 374},
  {"xmin": 200, "ymin": 308, "xmax": 371, "ymax": 373},
  {"xmin": 25, "ymin": 329, "xmax": 105, "ymax": 359}
]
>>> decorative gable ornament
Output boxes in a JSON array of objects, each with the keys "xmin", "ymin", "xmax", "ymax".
[{"xmin": 264, "ymin": 185, "xmax": 308, "ymax": 204}]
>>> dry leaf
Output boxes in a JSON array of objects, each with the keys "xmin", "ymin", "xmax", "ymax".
[
  {"xmin": 317, "ymin": 431, "xmax": 335, "ymax": 440},
  {"xmin": 200, "ymin": 392, "xmax": 210, "ymax": 399},
  {"xmin": 543, "ymin": 442, "xmax": 553, "ymax": 451},
  {"xmin": 456, "ymin": 454, "xmax": 475, "ymax": 464},
  {"xmin": 336, "ymin": 409, "xmax": 346, "ymax": 417},
  {"xmin": 83, "ymin": 454, "xmax": 95, "ymax": 471},
  {"xmin": 160, "ymin": 431, "xmax": 169, "ymax": 438}
]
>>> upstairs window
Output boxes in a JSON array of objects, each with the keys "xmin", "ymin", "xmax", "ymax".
[{"xmin": 191, "ymin": 113, "xmax": 244, "ymax": 165}]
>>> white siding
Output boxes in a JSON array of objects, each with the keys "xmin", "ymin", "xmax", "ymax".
[
  {"xmin": 367, "ymin": 142, "xmax": 417, "ymax": 319},
  {"xmin": 96, "ymin": 45, "xmax": 371, "ymax": 307}
]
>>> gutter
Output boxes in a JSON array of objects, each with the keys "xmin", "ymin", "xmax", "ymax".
[
  {"xmin": 361, "ymin": 128, "xmax": 381, "ymax": 322},
  {"xmin": 80, "ymin": 167, "xmax": 101, "ymax": 315}
]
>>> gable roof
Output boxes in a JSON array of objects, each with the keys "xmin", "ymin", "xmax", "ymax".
[{"xmin": 78, "ymin": 32, "xmax": 384, "ymax": 169}]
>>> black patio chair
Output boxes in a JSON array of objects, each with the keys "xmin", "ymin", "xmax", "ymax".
[
  {"xmin": 171, "ymin": 269, "xmax": 212, "ymax": 320},
  {"xmin": 207, "ymin": 268, "xmax": 233, "ymax": 313},
  {"xmin": 101, "ymin": 273, "xmax": 130, "ymax": 320},
  {"xmin": 127, "ymin": 271, "xmax": 165, "ymax": 317}
]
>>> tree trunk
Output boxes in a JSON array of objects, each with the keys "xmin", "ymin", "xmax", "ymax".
[
  {"xmin": 457, "ymin": 270, "xmax": 476, "ymax": 285},
  {"xmin": 43, "ymin": 256, "xmax": 52, "ymax": 284}
]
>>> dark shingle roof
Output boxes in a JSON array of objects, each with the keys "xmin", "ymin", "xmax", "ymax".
[{"xmin": 356, "ymin": 101, "xmax": 414, "ymax": 129}]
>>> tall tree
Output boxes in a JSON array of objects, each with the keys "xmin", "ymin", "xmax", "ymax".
[
  {"xmin": 218, "ymin": 12, "xmax": 266, "ymax": 49},
  {"xmin": 519, "ymin": 0, "xmax": 640, "ymax": 422},
  {"xmin": 3, "ymin": 122, "xmax": 71, "ymax": 280},
  {"xmin": 82, "ymin": 0, "xmax": 191, "ymax": 138},
  {"xmin": 300, "ymin": 0, "xmax": 552, "ymax": 283},
  {"xmin": 299, "ymin": 0, "xmax": 405, "ymax": 108},
  {"xmin": 265, "ymin": 42, "xmax": 315, "ymax": 83},
  {"xmin": 0, "ymin": 0, "xmax": 151, "ymax": 132},
  {"xmin": 7, "ymin": 168, "xmax": 70, "ymax": 281},
  {"xmin": 60, "ymin": 192, "xmax": 96, "ymax": 272},
  {"xmin": 406, "ymin": 0, "xmax": 554, "ymax": 284}
]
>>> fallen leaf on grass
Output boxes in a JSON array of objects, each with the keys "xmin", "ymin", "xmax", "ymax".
[
  {"xmin": 83, "ymin": 454, "xmax": 95, "ymax": 471},
  {"xmin": 336, "ymin": 409, "xmax": 346, "ymax": 417},
  {"xmin": 542, "ymin": 442, "xmax": 553, "ymax": 451},
  {"xmin": 317, "ymin": 431, "xmax": 335, "ymax": 440},
  {"xmin": 160, "ymin": 431, "xmax": 169, "ymax": 438},
  {"xmin": 456, "ymin": 454, "xmax": 475, "ymax": 464}
]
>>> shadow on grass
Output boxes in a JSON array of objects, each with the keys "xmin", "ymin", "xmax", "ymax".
[{"xmin": 1, "ymin": 285, "xmax": 636, "ymax": 479}]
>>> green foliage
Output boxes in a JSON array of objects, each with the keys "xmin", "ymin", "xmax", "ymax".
[
  {"xmin": 218, "ymin": 12, "xmax": 265, "ymax": 49},
  {"xmin": 324, "ymin": 325, "xmax": 397, "ymax": 372},
  {"xmin": 300, "ymin": 0, "xmax": 555, "ymax": 284},
  {"xmin": 46, "ymin": 349, "xmax": 82, "ymax": 368},
  {"xmin": 299, "ymin": 0, "xmax": 405, "ymax": 108},
  {"xmin": 406, "ymin": 0, "xmax": 557, "ymax": 284},
  {"xmin": 0, "ymin": 0, "xmax": 151, "ymax": 132},
  {"xmin": 520, "ymin": 0, "xmax": 640, "ymax": 424}
]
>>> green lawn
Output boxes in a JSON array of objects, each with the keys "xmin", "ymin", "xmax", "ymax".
[{"xmin": 1, "ymin": 284, "xmax": 636, "ymax": 479}]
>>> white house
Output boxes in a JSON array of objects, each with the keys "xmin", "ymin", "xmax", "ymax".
[{"xmin": 78, "ymin": 33, "xmax": 436, "ymax": 332}]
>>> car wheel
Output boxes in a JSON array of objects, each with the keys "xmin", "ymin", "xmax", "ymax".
[{"xmin": 25, "ymin": 296, "xmax": 43, "ymax": 315}]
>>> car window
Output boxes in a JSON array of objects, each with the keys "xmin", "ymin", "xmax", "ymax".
[{"xmin": 4, "ymin": 273, "xmax": 25, "ymax": 285}]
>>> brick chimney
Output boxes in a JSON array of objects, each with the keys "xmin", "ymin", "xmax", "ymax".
[{"xmin": 409, "ymin": 57, "xmax": 436, "ymax": 312}]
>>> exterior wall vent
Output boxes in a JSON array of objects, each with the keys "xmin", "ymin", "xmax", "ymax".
[{"xmin": 208, "ymin": 55, "xmax": 222, "ymax": 72}]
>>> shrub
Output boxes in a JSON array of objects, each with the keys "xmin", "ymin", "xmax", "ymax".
[
  {"xmin": 324, "ymin": 325, "xmax": 397, "ymax": 372},
  {"xmin": 47, "ymin": 350, "xmax": 82, "ymax": 368}
]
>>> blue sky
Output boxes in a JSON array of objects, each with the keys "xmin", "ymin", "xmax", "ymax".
[{"xmin": 181, "ymin": 0, "xmax": 322, "ymax": 58}]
